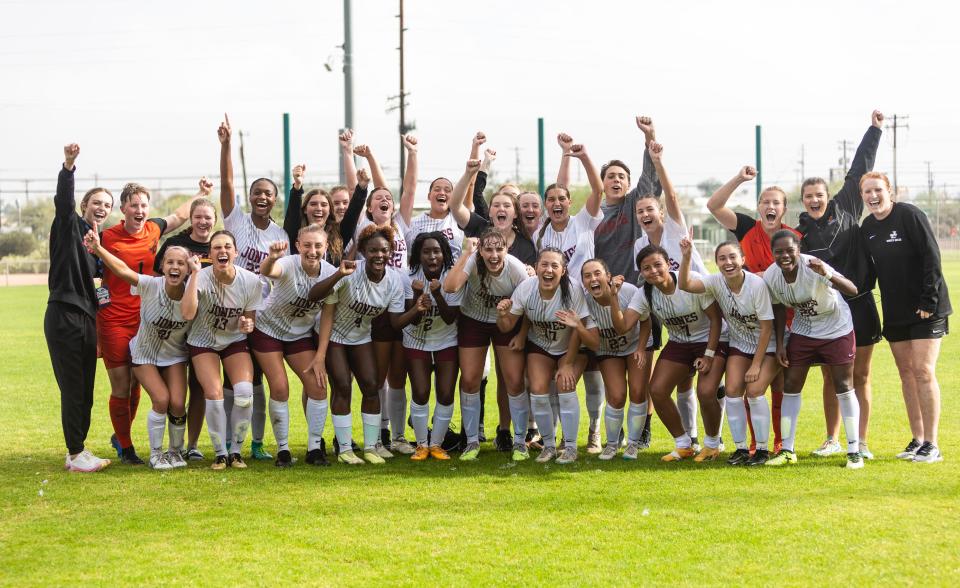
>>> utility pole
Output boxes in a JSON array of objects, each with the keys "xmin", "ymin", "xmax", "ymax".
[
  {"xmin": 755, "ymin": 125, "xmax": 762, "ymax": 200},
  {"xmin": 397, "ymin": 0, "xmax": 408, "ymax": 184},
  {"xmin": 838, "ymin": 139, "xmax": 851, "ymax": 172},
  {"xmin": 238, "ymin": 130, "xmax": 250, "ymax": 198},
  {"xmin": 885, "ymin": 114, "xmax": 909, "ymax": 196},
  {"xmin": 513, "ymin": 147, "xmax": 521, "ymax": 183},
  {"xmin": 798, "ymin": 144, "xmax": 805, "ymax": 183},
  {"xmin": 340, "ymin": 0, "xmax": 354, "ymax": 184},
  {"xmin": 927, "ymin": 161, "xmax": 937, "ymax": 237}
]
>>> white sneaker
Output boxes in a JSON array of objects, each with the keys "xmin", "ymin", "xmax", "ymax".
[
  {"xmin": 67, "ymin": 450, "xmax": 110, "ymax": 472},
  {"xmin": 913, "ymin": 442, "xmax": 943, "ymax": 464},
  {"xmin": 598, "ymin": 444, "xmax": 618, "ymax": 461},
  {"xmin": 858, "ymin": 442, "xmax": 874, "ymax": 460},
  {"xmin": 167, "ymin": 449, "xmax": 187, "ymax": 468},
  {"xmin": 372, "ymin": 441, "xmax": 394, "ymax": 459},
  {"xmin": 896, "ymin": 439, "xmax": 922, "ymax": 460},
  {"xmin": 390, "ymin": 438, "xmax": 415, "ymax": 455},
  {"xmin": 622, "ymin": 441, "xmax": 640, "ymax": 461},
  {"xmin": 586, "ymin": 431, "xmax": 602, "ymax": 454},
  {"xmin": 535, "ymin": 446, "xmax": 557, "ymax": 463},
  {"xmin": 811, "ymin": 438, "xmax": 842, "ymax": 457},
  {"xmin": 556, "ymin": 446, "xmax": 578, "ymax": 464},
  {"xmin": 149, "ymin": 452, "xmax": 174, "ymax": 470}
]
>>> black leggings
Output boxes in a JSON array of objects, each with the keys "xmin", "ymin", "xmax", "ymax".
[
  {"xmin": 327, "ymin": 342, "xmax": 380, "ymax": 415},
  {"xmin": 44, "ymin": 303, "xmax": 97, "ymax": 455}
]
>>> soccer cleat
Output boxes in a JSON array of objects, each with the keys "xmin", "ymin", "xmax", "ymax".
[
  {"xmin": 536, "ymin": 446, "xmax": 557, "ymax": 463},
  {"xmin": 556, "ymin": 446, "xmax": 578, "ymax": 464},
  {"xmin": 494, "ymin": 427, "xmax": 512, "ymax": 452},
  {"xmin": 459, "ymin": 442, "xmax": 481, "ymax": 461},
  {"xmin": 765, "ymin": 449, "xmax": 798, "ymax": 467},
  {"xmin": 110, "ymin": 434, "xmax": 123, "ymax": 458},
  {"xmin": 67, "ymin": 450, "xmax": 110, "ymax": 473},
  {"xmin": 275, "ymin": 449, "xmax": 293, "ymax": 468},
  {"xmin": 525, "ymin": 428, "xmax": 543, "ymax": 451},
  {"xmin": 380, "ymin": 428, "xmax": 391, "ymax": 447},
  {"xmin": 661, "ymin": 447, "xmax": 696, "ymax": 462},
  {"xmin": 390, "ymin": 438, "xmax": 416, "ymax": 455},
  {"xmin": 120, "ymin": 446, "xmax": 145, "ymax": 465},
  {"xmin": 913, "ymin": 442, "xmax": 943, "ymax": 464},
  {"xmin": 694, "ymin": 447, "xmax": 721, "ymax": 462},
  {"xmin": 859, "ymin": 442, "xmax": 874, "ymax": 460},
  {"xmin": 727, "ymin": 448, "xmax": 751, "ymax": 466},
  {"xmin": 228, "ymin": 453, "xmax": 247, "ymax": 469},
  {"xmin": 166, "ymin": 450, "xmax": 187, "ymax": 468},
  {"xmin": 746, "ymin": 449, "xmax": 770, "ymax": 466},
  {"xmin": 362, "ymin": 448, "xmax": 386, "ymax": 464},
  {"xmin": 718, "ymin": 438, "xmax": 726, "ymax": 452},
  {"xmin": 332, "ymin": 437, "xmax": 362, "ymax": 456},
  {"xmin": 846, "ymin": 452, "xmax": 865, "ymax": 469},
  {"xmin": 250, "ymin": 441, "xmax": 272, "ymax": 461},
  {"xmin": 639, "ymin": 420, "xmax": 652, "ymax": 449},
  {"xmin": 338, "ymin": 450, "xmax": 364, "ymax": 465},
  {"xmin": 441, "ymin": 428, "xmax": 465, "ymax": 453},
  {"xmin": 184, "ymin": 448, "xmax": 204, "ymax": 461},
  {"xmin": 149, "ymin": 452, "xmax": 174, "ymax": 470},
  {"xmin": 411, "ymin": 445, "xmax": 430, "ymax": 461},
  {"xmin": 372, "ymin": 441, "xmax": 394, "ymax": 459},
  {"xmin": 586, "ymin": 431, "xmax": 602, "ymax": 454},
  {"xmin": 811, "ymin": 438, "xmax": 842, "ymax": 457},
  {"xmin": 598, "ymin": 444, "xmax": 618, "ymax": 461},
  {"xmin": 429, "ymin": 446, "xmax": 451, "ymax": 460},
  {"xmin": 211, "ymin": 455, "xmax": 228, "ymax": 470},
  {"xmin": 305, "ymin": 448, "xmax": 330, "ymax": 467},
  {"xmin": 896, "ymin": 439, "xmax": 922, "ymax": 460},
  {"xmin": 478, "ymin": 423, "xmax": 487, "ymax": 443},
  {"xmin": 622, "ymin": 441, "xmax": 641, "ymax": 461},
  {"xmin": 512, "ymin": 443, "xmax": 530, "ymax": 462}
]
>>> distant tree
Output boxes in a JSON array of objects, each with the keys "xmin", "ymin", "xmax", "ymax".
[
  {"xmin": 697, "ymin": 178, "xmax": 722, "ymax": 198},
  {"xmin": 0, "ymin": 231, "xmax": 36, "ymax": 259}
]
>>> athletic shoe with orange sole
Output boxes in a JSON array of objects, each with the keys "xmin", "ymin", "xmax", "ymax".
[
  {"xmin": 661, "ymin": 447, "xmax": 696, "ymax": 462},
  {"xmin": 429, "ymin": 446, "xmax": 451, "ymax": 460},
  {"xmin": 694, "ymin": 447, "xmax": 721, "ymax": 462},
  {"xmin": 411, "ymin": 446, "xmax": 430, "ymax": 461}
]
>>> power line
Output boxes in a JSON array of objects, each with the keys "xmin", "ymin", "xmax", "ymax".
[{"xmin": 885, "ymin": 114, "xmax": 910, "ymax": 195}]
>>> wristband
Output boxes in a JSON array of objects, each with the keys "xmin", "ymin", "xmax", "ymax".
[{"xmin": 703, "ymin": 348, "xmax": 715, "ymax": 358}]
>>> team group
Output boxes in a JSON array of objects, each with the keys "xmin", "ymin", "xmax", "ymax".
[{"xmin": 45, "ymin": 111, "xmax": 949, "ymax": 473}]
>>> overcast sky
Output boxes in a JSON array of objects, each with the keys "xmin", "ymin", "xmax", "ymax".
[{"xmin": 1, "ymin": 0, "xmax": 957, "ymax": 208}]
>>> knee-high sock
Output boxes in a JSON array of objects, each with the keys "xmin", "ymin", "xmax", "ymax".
[
  {"xmin": 676, "ymin": 388, "xmax": 698, "ymax": 438},
  {"xmin": 167, "ymin": 413, "xmax": 186, "ymax": 452},
  {"xmin": 627, "ymin": 401, "xmax": 648, "ymax": 443},
  {"xmin": 128, "ymin": 386, "xmax": 141, "ymax": 422},
  {"xmin": 604, "ymin": 405, "xmax": 624, "ymax": 446},
  {"xmin": 508, "ymin": 392, "xmax": 530, "ymax": 444},
  {"xmin": 268, "ymin": 399, "xmax": 289, "ymax": 452},
  {"xmin": 378, "ymin": 382, "xmax": 389, "ymax": 429},
  {"xmin": 557, "ymin": 391, "xmax": 580, "ymax": 450},
  {"xmin": 388, "ymin": 387, "xmax": 407, "ymax": 440},
  {"xmin": 361, "ymin": 412, "xmax": 381, "ymax": 449},
  {"xmin": 460, "ymin": 391, "xmax": 481, "ymax": 444},
  {"xmin": 222, "ymin": 387, "xmax": 234, "ymax": 447},
  {"xmin": 230, "ymin": 381, "xmax": 254, "ymax": 450},
  {"xmin": 836, "ymin": 389, "xmax": 861, "ymax": 453},
  {"xmin": 204, "ymin": 399, "xmax": 227, "ymax": 456},
  {"xmin": 780, "ymin": 392, "xmax": 802, "ymax": 452},
  {"xmin": 146, "ymin": 410, "xmax": 166, "ymax": 456},
  {"xmin": 771, "ymin": 389, "xmax": 783, "ymax": 446},
  {"xmin": 747, "ymin": 396, "xmax": 770, "ymax": 450},
  {"xmin": 531, "ymin": 394, "xmax": 556, "ymax": 448},
  {"xmin": 108, "ymin": 396, "xmax": 133, "ymax": 448},
  {"xmin": 548, "ymin": 383, "xmax": 560, "ymax": 429},
  {"xmin": 583, "ymin": 372, "xmax": 604, "ymax": 433},
  {"xmin": 252, "ymin": 384, "xmax": 266, "ymax": 443},
  {"xmin": 305, "ymin": 398, "xmax": 328, "ymax": 451},
  {"xmin": 726, "ymin": 396, "xmax": 748, "ymax": 450},
  {"xmin": 527, "ymin": 390, "xmax": 537, "ymax": 429},
  {"xmin": 410, "ymin": 400, "xmax": 430, "ymax": 447},
  {"xmin": 431, "ymin": 403, "xmax": 454, "ymax": 448},
  {"xmin": 332, "ymin": 413, "xmax": 353, "ymax": 450}
]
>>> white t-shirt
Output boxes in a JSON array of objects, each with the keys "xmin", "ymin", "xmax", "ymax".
[
  {"xmin": 628, "ymin": 273, "xmax": 717, "ymax": 345},
  {"xmin": 458, "ymin": 254, "xmax": 529, "ymax": 323},
  {"xmin": 324, "ymin": 265, "xmax": 405, "ymax": 345},
  {"xmin": 584, "ymin": 282, "xmax": 640, "ymax": 357},
  {"xmin": 353, "ymin": 214, "xmax": 409, "ymax": 271},
  {"xmin": 186, "ymin": 266, "xmax": 264, "ymax": 351},
  {"xmin": 701, "ymin": 271, "xmax": 775, "ymax": 355},
  {"xmin": 257, "ymin": 255, "xmax": 337, "ymax": 342},
  {"xmin": 763, "ymin": 254, "xmax": 853, "ymax": 340},
  {"xmin": 405, "ymin": 212, "xmax": 464, "ymax": 261},
  {"xmin": 566, "ymin": 231, "xmax": 596, "ymax": 288},
  {"xmin": 223, "ymin": 205, "xmax": 289, "ymax": 296},
  {"xmin": 510, "ymin": 276, "xmax": 595, "ymax": 356},
  {"xmin": 129, "ymin": 275, "xmax": 190, "ymax": 366},
  {"xmin": 402, "ymin": 268, "xmax": 463, "ymax": 351},
  {"xmin": 535, "ymin": 206, "xmax": 602, "ymax": 261},
  {"xmin": 633, "ymin": 214, "xmax": 707, "ymax": 275}
]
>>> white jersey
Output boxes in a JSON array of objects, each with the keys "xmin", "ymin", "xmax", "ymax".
[
  {"xmin": 584, "ymin": 282, "xmax": 640, "ymax": 357},
  {"xmin": 628, "ymin": 273, "xmax": 717, "ymax": 344},
  {"xmin": 702, "ymin": 271, "xmax": 775, "ymax": 354},
  {"xmin": 324, "ymin": 265, "xmax": 405, "ymax": 345},
  {"xmin": 257, "ymin": 256, "xmax": 337, "ymax": 342},
  {"xmin": 223, "ymin": 205, "xmax": 289, "ymax": 296},
  {"xmin": 763, "ymin": 254, "xmax": 853, "ymax": 340},
  {"xmin": 129, "ymin": 275, "xmax": 191, "ymax": 366},
  {"xmin": 566, "ymin": 231, "xmax": 596, "ymax": 287},
  {"xmin": 510, "ymin": 276, "xmax": 595, "ymax": 356},
  {"xmin": 353, "ymin": 214, "xmax": 408, "ymax": 271},
  {"xmin": 405, "ymin": 212, "xmax": 464, "ymax": 260},
  {"xmin": 459, "ymin": 254, "xmax": 529, "ymax": 323},
  {"xmin": 535, "ymin": 206, "xmax": 602, "ymax": 261},
  {"xmin": 186, "ymin": 266, "xmax": 263, "ymax": 351},
  {"xmin": 402, "ymin": 268, "xmax": 463, "ymax": 351},
  {"xmin": 633, "ymin": 215, "xmax": 707, "ymax": 275}
]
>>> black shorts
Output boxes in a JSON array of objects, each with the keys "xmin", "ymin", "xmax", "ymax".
[
  {"xmin": 847, "ymin": 293, "xmax": 882, "ymax": 347},
  {"xmin": 883, "ymin": 316, "xmax": 949, "ymax": 343}
]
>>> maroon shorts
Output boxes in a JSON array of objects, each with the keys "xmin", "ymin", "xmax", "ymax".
[
  {"xmin": 728, "ymin": 345, "xmax": 774, "ymax": 359},
  {"xmin": 249, "ymin": 329, "xmax": 316, "ymax": 355},
  {"xmin": 526, "ymin": 340, "xmax": 565, "ymax": 361},
  {"xmin": 787, "ymin": 331, "xmax": 855, "ymax": 367},
  {"xmin": 188, "ymin": 339, "xmax": 249, "ymax": 360},
  {"xmin": 405, "ymin": 345, "xmax": 458, "ymax": 363},
  {"xmin": 457, "ymin": 315, "xmax": 521, "ymax": 348},
  {"xmin": 658, "ymin": 340, "xmax": 729, "ymax": 367},
  {"xmin": 371, "ymin": 313, "xmax": 402, "ymax": 343}
]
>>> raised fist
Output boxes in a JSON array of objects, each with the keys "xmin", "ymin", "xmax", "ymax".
[
  {"xmin": 403, "ymin": 134, "xmax": 418, "ymax": 152},
  {"xmin": 635, "ymin": 116, "xmax": 655, "ymax": 139},
  {"xmin": 198, "ymin": 176, "xmax": 215, "ymax": 195},
  {"xmin": 739, "ymin": 166, "xmax": 758, "ymax": 182},
  {"xmin": 217, "ymin": 114, "xmax": 232, "ymax": 144},
  {"xmin": 557, "ymin": 133, "xmax": 574, "ymax": 152},
  {"xmin": 268, "ymin": 241, "xmax": 288, "ymax": 260},
  {"xmin": 292, "ymin": 164, "xmax": 306, "ymax": 189},
  {"xmin": 356, "ymin": 168, "xmax": 370, "ymax": 189},
  {"xmin": 872, "ymin": 110, "xmax": 884, "ymax": 128},
  {"xmin": 63, "ymin": 143, "xmax": 80, "ymax": 168}
]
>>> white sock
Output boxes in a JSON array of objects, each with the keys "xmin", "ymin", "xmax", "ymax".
[
  {"xmin": 379, "ymin": 383, "xmax": 389, "ymax": 429},
  {"xmin": 431, "ymin": 403, "xmax": 454, "ymax": 448},
  {"xmin": 332, "ymin": 413, "xmax": 353, "ymax": 450},
  {"xmin": 526, "ymin": 390, "xmax": 537, "ymax": 429},
  {"xmin": 836, "ymin": 389, "xmax": 861, "ymax": 453},
  {"xmin": 252, "ymin": 384, "xmax": 266, "ymax": 443},
  {"xmin": 230, "ymin": 381, "xmax": 254, "ymax": 451},
  {"xmin": 780, "ymin": 392, "xmax": 802, "ymax": 452},
  {"xmin": 704, "ymin": 434, "xmax": 721, "ymax": 449},
  {"xmin": 531, "ymin": 394, "xmax": 556, "ymax": 448},
  {"xmin": 604, "ymin": 405, "xmax": 624, "ymax": 446},
  {"xmin": 147, "ymin": 410, "xmax": 166, "ymax": 455},
  {"xmin": 410, "ymin": 400, "xmax": 430, "ymax": 446},
  {"xmin": 305, "ymin": 398, "xmax": 328, "ymax": 451},
  {"xmin": 747, "ymin": 396, "xmax": 770, "ymax": 450},
  {"xmin": 676, "ymin": 388, "xmax": 699, "ymax": 438},
  {"xmin": 167, "ymin": 414, "xmax": 186, "ymax": 452},
  {"xmin": 204, "ymin": 399, "xmax": 227, "ymax": 456},
  {"xmin": 222, "ymin": 387, "xmax": 234, "ymax": 446},
  {"xmin": 460, "ymin": 391, "xmax": 481, "ymax": 444},
  {"xmin": 268, "ymin": 398, "xmax": 290, "ymax": 452},
  {"xmin": 725, "ymin": 396, "xmax": 748, "ymax": 450},
  {"xmin": 627, "ymin": 401, "xmax": 648, "ymax": 443},
  {"xmin": 674, "ymin": 432, "xmax": 692, "ymax": 449},
  {"xmin": 583, "ymin": 372, "xmax": 604, "ymax": 433},
  {"xmin": 558, "ymin": 391, "xmax": 580, "ymax": 450},
  {"xmin": 361, "ymin": 412, "xmax": 380, "ymax": 449},
  {"xmin": 508, "ymin": 392, "xmax": 530, "ymax": 444},
  {"xmin": 548, "ymin": 383, "xmax": 560, "ymax": 428},
  {"xmin": 388, "ymin": 387, "xmax": 407, "ymax": 440}
]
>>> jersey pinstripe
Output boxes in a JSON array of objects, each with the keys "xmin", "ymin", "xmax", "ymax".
[
  {"xmin": 186, "ymin": 266, "xmax": 263, "ymax": 351},
  {"xmin": 702, "ymin": 271, "xmax": 774, "ymax": 354},
  {"xmin": 584, "ymin": 282, "xmax": 640, "ymax": 357},
  {"xmin": 223, "ymin": 205, "xmax": 289, "ymax": 295},
  {"xmin": 353, "ymin": 215, "xmax": 408, "ymax": 271},
  {"xmin": 129, "ymin": 275, "xmax": 190, "ymax": 366},
  {"xmin": 402, "ymin": 268, "xmax": 463, "ymax": 351},
  {"xmin": 405, "ymin": 212, "xmax": 464, "ymax": 260},
  {"xmin": 324, "ymin": 264, "xmax": 405, "ymax": 345},
  {"xmin": 510, "ymin": 276, "xmax": 595, "ymax": 355},
  {"xmin": 257, "ymin": 256, "xmax": 337, "ymax": 341},
  {"xmin": 632, "ymin": 215, "xmax": 707, "ymax": 274},
  {"xmin": 535, "ymin": 207, "xmax": 601, "ymax": 261},
  {"xmin": 459, "ymin": 254, "xmax": 528, "ymax": 323},
  {"xmin": 628, "ymin": 273, "xmax": 716, "ymax": 344},
  {"xmin": 763, "ymin": 254, "xmax": 853, "ymax": 340}
]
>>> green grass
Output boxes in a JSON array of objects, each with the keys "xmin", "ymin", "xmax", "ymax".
[{"xmin": 1, "ymin": 263, "xmax": 959, "ymax": 586}]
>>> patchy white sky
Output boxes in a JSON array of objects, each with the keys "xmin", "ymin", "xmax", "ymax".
[{"xmin": 1, "ymin": 0, "xmax": 957, "ymax": 207}]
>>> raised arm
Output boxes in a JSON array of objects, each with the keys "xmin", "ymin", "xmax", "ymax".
[
  {"xmin": 450, "ymin": 160, "xmax": 481, "ymax": 228},
  {"xmin": 806, "ymin": 257, "xmax": 857, "ymax": 297},
  {"xmin": 678, "ymin": 237, "xmax": 707, "ymax": 293},
  {"xmin": 84, "ymin": 229, "xmax": 139, "ymax": 286},
  {"xmin": 398, "ymin": 134, "xmax": 418, "ymax": 225},
  {"xmin": 556, "ymin": 133, "xmax": 574, "ymax": 187},
  {"xmin": 259, "ymin": 241, "xmax": 289, "ymax": 279},
  {"xmin": 56, "ymin": 144, "xmax": 79, "ymax": 221},
  {"xmin": 218, "ymin": 114, "xmax": 236, "ymax": 217},
  {"xmin": 565, "ymin": 143, "xmax": 602, "ymax": 217},
  {"xmin": 496, "ymin": 299, "xmax": 521, "ymax": 333},
  {"xmin": 163, "ymin": 177, "xmax": 211, "ymax": 235},
  {"xmin": 180, "ymin": 257, "xmax": 202, "ymax": 320},
  {"xmin": 442, "ymin": 237, "xmax": 476, "ymax": 293},
  {"xmin": 354, "ymin": 144, "xmax": 386, "ymax": 191},
  {"xmin": 834, "ymin": 110, "xmax": 883, "ymax": 216},
  {"xmin": 307, "ymin": 260, "xmax": 355, "ymax": 302},
  {"xmin": 474, "ymin": 149, "xmax": 495, "ymax": 220},
  {"xmin": 284, "ymin": 164, "xmax": 306, "ymax": 246},
  {"xmin": 707, "ymin": 166, "xmax": 756, "ymax": 232},
  {"xmin": 338, "ymin": 169, "xmax": 370, "ymax": 246},
  {"xmin": 339, "ymin": 130, "xmax": 357, "ymax": 192},
  {"xmin": 648, "ymin": 142, "xmax": 683, "ymax": 225},
  {"xmin": 634, "ymin": 117, "xmax": 662, "ymax": 198},
  {"xmin": 466, "ymin": 132, "xmax": 485, "ymax": 212}
]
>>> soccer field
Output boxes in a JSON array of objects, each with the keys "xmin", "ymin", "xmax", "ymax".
[{"xmin": 1, "ymin": 267, "xmax": 958, "ymax": 586}]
